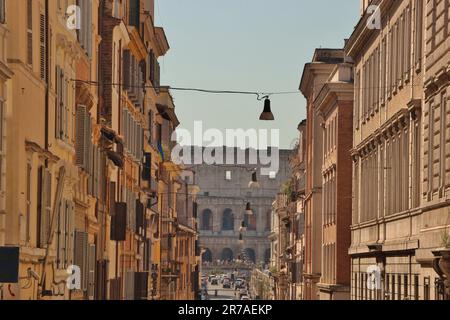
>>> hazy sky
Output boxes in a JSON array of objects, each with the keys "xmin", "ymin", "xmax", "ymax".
[{"xmin": 155, "ymin": 0, "xmax": 360, "ymax": 149}]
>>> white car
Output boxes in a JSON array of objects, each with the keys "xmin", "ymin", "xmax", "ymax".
[{"xmin": 241, "ymin": 295, "xmax": 251, "ymax": 300}]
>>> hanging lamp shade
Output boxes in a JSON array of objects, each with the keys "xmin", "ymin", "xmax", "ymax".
[
  {"xmin": 245, "ymin": 202, "xmax": 254, "ymax": 215},
  {"xmin": 238, "ymin": 233, "xmax": 244, "ymax": 244},
  {"xmin": 248, "ymin": 171, "xmax": 260, "ymax": 188},
  {"xmin": 259, "ymin": 98, "xmax": 275, "ymax": 121},
  {"xmin": 240, "ymin": 220, "xmax": 247, "ymax": 232}
]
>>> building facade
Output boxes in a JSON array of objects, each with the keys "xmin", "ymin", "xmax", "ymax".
[
  {"xmin": 196, "ymin": 148, "xmax": 291, "ymax": 272},
  {"xmin": 299, "ymin": 49, "xmax": 346, "ymax": 300},
  {"xmin": 347, "ymin": 0, "xmax": 450, "ymax": 300},
  {"xmin": 314, "ymin": 57, "xmax": 354, "ymax": 300},
  {"xmin": 0, "ymin": 0, "xmax": 199, "ymax": 301}
]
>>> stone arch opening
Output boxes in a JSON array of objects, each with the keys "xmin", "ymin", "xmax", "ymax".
[
  {"xmin": 222, "ymin": 208, "xmax": 234, "ymax": 231},
  {"xmin": 244, "ymin": 248, "xmax": 256, "ymax": 264},
  {"xmin": 202, "ymin": 248, "xmax": 213, "ymax": 263},
  {"xmin": 244, "ymin": 213, "xmax": 257, "ymax": 231},
  {"xmin": 221, "ymin": 248, "xmax": 234, "ymax": 262},
  {"xmin": 201, "ymin": 209, "xmax": 213, "ymax": 231}
]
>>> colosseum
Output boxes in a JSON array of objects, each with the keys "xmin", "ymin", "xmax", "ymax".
[{"xmin": 192, "ymin": 147, "xmax": 291, "ymax": 268}]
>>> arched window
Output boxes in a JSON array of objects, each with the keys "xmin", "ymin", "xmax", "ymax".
[
  {"xmin": 222, "ymin": 209, "xmax": 234, "ymax": 231},
  {"xmin": 201, "ymin": 209, "xmax": 213, "ymax": 231},
  {"xmin": 244, "ymin": 213, "xmax": 257, "ymax": 231},
  {"xmin": 244, "ymin": 248, "xmax": 256, "ymax": 264},
  {"xmin": 202, "ymin": 248, "xmax": 212, "ymax": 263},
  {"xmin": 221, "ymin": 248, "xmax": 234, "ymax": 262}
]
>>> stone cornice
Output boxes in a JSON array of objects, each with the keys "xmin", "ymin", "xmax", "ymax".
[{"xmin": 353, "ymin": 108, "xmax": 409, "ymax": 157}]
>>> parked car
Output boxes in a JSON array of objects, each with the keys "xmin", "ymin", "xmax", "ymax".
[
  {"xmin": 223, "ymin": 279, "xmax": 231, "ymax": 289},
  {"xmin": 241, "ymin": 295, "xmax": 251, "ymax": 300},
  {"xmin": 239, "ymin": 289, "xmax": 248, "ymax": 299},
  {"xmin": 211, "ymin": 277, "xmax": 219, "ymax": 285}
]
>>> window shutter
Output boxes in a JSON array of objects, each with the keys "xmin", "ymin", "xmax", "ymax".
[
  {"xmin": 74, "ymin": 230, "xmax": 89, "ymax": 292},
  {"xmin": 39, "ymin": 13, "xmax": 46, "ymax": 80},
  {"xmin": 39, "ymin": 169, "xmax": 52, "ymax": 248},
  {"xmin": 56, "ymin": 199, "xmax": 66, "ymax": 269},
  {"xmin": 134, "ymin": 272, "xmax": 148, "ymax": 300},
  {"xmin": 75, "ymin": 105, "xmax": 87, "ymax": 167},
  {"xmin": 87, "ymin": 1, "xmax": 92, "ymax": 57},
  {"xmin": 56, "ymin": 67, "xmax": 62, "ymax": 138},
  {"xmin": 109, "ymin": 182, "xmax": 116, "ymax": 216},
  {"xmin": 26, "ymin": 0, "xmax": 33, "ymax": 65},
  {"xmin": 61, "ymin": 71, "xmax": 68, "ymax": 141},
  {"xmin": 111, "ymin": 202, "xmax": 127, "ymax": 241},
  {"xmin": 88, "ymin": 244, "xmax": 96, "ymax": 299},
  {"xmin": 136, "ymin": 200, "xmax": 144, "ymax": 235},
  {"xmin": 142, "ymin": 153, "xmax": 151, "ymax": 181},
  {"xmin": 123, "ymin": 51, "xmax": 131, "ymax": 91},
  {"xmin": 125, "ymin": 271, "xmax": 135, "ymax": 300},
  {"xmin": 148, "ymin": 111, "xmax": 153, "ymax": 145},
  {"xmin": 66, "ymin": 201, "xmax": 75, "ymax": 267}
]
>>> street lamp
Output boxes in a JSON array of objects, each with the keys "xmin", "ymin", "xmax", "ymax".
[
  {"xmin": 239, "ymin": 233, "xmax": 244, "ymax": 245},
  {"xmin": 248, "ymin": 171, "xmax": 260, "ymax": 189},
  {"xmin": 245, "ymin": 202, "xmax": 254, "ymax": 215},
  {"xmin": 259, "ymin": 97, "xmax": 275, "ymax": 121}
]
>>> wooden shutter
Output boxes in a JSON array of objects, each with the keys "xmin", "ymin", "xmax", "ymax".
[
  {"xmin": 66, "ymin": 201, "xmax": 75, "ymax": 267},
  {"xmin": 56, "ymin": 199, "xmax": 65, "ymax": 269},
  {"xmin": 136, "ymin": 200, "xmax": 144, "ymax": 235},
  {"xmin": 123, "ymin": 50, "xmax": 131, "ymax": 91},
  {"xmin": 62, "ymin": 71, "xmax": 68, "ymax": 141},
  {"xmin": 111, "ymin": 202, "xmax": 127, "ymax": 241},
  {"xmin": 39, "ymin": 169, "xmax": 52, "ymax": 248},
  {"xmin": 142, "ymin": 153, "xmax": 151, "ymax": 181},
  {"xmin": 88, "ymin": 244, "xmax": 96, "ymax": 299},
  {"xmin": 75, "ymin": 105, "xmax": 87, "ymax": 167},
  {"xmin": 134, "ymin": 272, "xmax": 148, "ymax": 300},
  {"xmin": 39, "ymin": 13, "xmax": 46, "ymax": 80},
  {"xmin": 56, "ymin": 67, "xmax": 62, "ymax": 138},
  {"xmin": 125, "ymin": 271, "xmax": 135, "ymax": 300},
  {"xmin": 26, "ymin": 0, "xmax": 33, "ymax": 65},
  {"xmin": 86, "ymin": 1, "xmax": 92, "ymax": 57},
  {"xmin": 109, "ymin": 182, "xmax": 116, "ymax": 216},
  {"xmin": 74, "ymin": 230, "xmax": 89, "ymax": 292},
  {"xmin": 129, "ymin": 0, "xmax": 140, "ymax": 28}
]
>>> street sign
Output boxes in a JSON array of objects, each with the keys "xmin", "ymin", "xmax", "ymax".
[{"xmin": 0, "ymin": 247, "xmax": 20, "ymax": 283}]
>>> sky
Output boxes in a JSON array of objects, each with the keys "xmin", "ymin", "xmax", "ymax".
[{"xmin": 155, "ymin": 0, "xmax": 360, "ymax": 149}]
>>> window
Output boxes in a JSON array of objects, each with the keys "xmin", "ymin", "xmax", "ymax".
[
  {"xmin": 225, "ymin": 171, "xmax": 232, "ymax": 181},
  {"xmin": 26, "ymin": 0, "xmax": 33, "ymax": 66},
  {"xmin": 269, "ymin": 171, "xmax": 276, "ymax": 179},
  {"xmin": 37, "ymin": 167, "xmax": 52, "ymax": 248},
  {"xmin": 56, "ymin": 66, "xmax": 72, "ymax": 143},
  {"xmin": 0, "ymin": 0, "xmax": 5, "ymax": 24},
  {"xmin": 25, "ymin": 163, "xmax": 32, "ymax": 244},
  {"xmin": 77, "ymin": 0, "xmax": 92, "ymax": 57},
  {"xmin": 222, "ymin": 209, "xmax": 234, "ymax": 231},
  {"xmin": 73, "ymin": 230, "xmax": 89, "ymax": 292},
  {"xmin": 39, "ymin": 13, "xmax": 47, "ymax": 80},
  {"xmin": 56, "ymin": 200, "xmax": 75, "ymax": 270},
  {"xmin": 75, "ymin": 105, "xmax": 93, "ymax": 173},
  {"xmin": 201, "ymin": 209, "xmax": 213, "ymax": 231},
  {"xmin": 424, "ymin": 277, "xmax": 430, "ymax": 300}
]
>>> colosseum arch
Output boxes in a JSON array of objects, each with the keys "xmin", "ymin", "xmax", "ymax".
[
  {"xmin": 201, "ymin": 209, "xmax": 213, "ymax": 231},
  {"xmin": 202, "ymin": 248, "xmax": 213, "ymax": 263},
  {"xmin": 222, "ymin": 208, "xmax": 234, "ymax": 231},
  {"xmin": 244, "ymin": 248, "xmax": 256, "ymax": 264},
  {"xmin": 221, "ymin": 248, "xmax": 234, "ymax": 262},
  {"xmin": 244, "ymin": 213, "xmax": 257, "ymax": 231}
]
